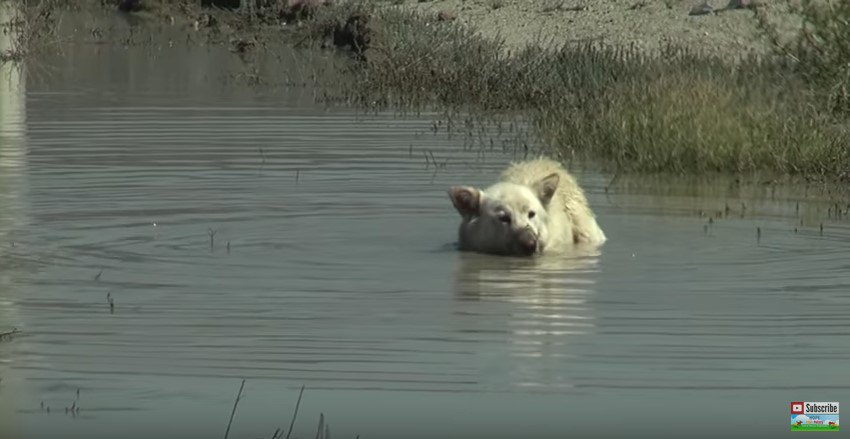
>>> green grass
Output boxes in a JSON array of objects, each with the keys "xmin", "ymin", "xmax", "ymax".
[{"xmin": 791, "ymin": 424, "xmax": 840, "ymax": 431}]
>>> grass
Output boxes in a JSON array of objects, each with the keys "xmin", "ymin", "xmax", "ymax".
[
  {"xmin": 790, "ymin": 424, "xmax": 840, "ymax": 431},
  {"xmin": 756, "ymin": 0, "xmax": 850, "ymax": 115},
  {"xmin": 0, "ymin": 0, "xmax": 63, "ymax": 64},
  {"xmin": 535, "ymin": 50, "xmax": 849, "ymax": 176},
  {"xmin": 223, "ymin": 381, "xmax": 335, "ymax": 439},
  {"xmin": 287, "ymin": 1, "xmax": 850, "ymax": 181}
]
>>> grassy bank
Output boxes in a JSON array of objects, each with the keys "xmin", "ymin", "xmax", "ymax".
[
  {"xmin": 178, "ymin": 0, "xmax": 848, "ymax": 179},
  {"xmin": 4, "ymin": 0, "xmax": 850, "ymax": 180},
  {"xmin": 299, "ymin": 0, "xmax": 850, "ymax": 180}
]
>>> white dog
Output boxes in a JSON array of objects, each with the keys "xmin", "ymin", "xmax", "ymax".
[{"xmin": 448, "ymin": 158, "xmax": 606, "ymax": 256}]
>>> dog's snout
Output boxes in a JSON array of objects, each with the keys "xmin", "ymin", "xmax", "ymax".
[{"xmin": 517, "ymin": 229, "xmax": 538, "ymax": 255}]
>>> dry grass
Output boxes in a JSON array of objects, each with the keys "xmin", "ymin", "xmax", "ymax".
[
  {"xmin": 0, "ymin": 1, "xmax": 63, "ymax": 64},
  {"xmin": 756, "ymin": 0, "xmax": 850, "ymax": 115},
  {"xmin": 535, "ymin": 51, "xmax": 848, "ymax": 176},
  {"xmin": 292, "ymin": 3, "xmax": 849, "ymax": 179}
]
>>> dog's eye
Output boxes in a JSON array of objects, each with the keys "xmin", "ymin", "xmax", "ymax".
[
  {"xmin": 498, "ymin": 213, "xmax": 511, "ymax": 224},
  {"xmin": 528, "ymin": 211, "xmax": 536, "ymax": 219}
]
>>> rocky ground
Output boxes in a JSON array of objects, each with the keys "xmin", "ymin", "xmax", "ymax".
[
  {"xmin": 85, "ymin": 0, "xmax": 805, "ymax": 59},
  {"xmin": 399, "ymin": 0, "xmax": 801, "ymax": 57}
]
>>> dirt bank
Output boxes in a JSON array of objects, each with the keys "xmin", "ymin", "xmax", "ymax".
[{"xmin": 401, "ymin": 0, "xmax": 799, "ymax": 57}]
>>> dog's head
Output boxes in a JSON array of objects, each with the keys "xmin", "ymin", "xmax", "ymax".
[{"xmin": 449, "ymin": 173, "xmax": 559, "ymax": 256}]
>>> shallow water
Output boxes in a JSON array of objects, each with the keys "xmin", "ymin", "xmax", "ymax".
[{"xmin": 2, "ymin": 11, "xmax": 850, "ymax": 439}]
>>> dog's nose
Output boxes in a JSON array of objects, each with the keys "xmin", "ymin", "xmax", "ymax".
[{"xmin": 517, "ymin": 229, "xmax": 538, "ymax": 255}]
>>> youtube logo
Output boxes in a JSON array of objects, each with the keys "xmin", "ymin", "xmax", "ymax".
[{"xmin": 791, "ymin": 402, "xmax": 804, "ymax": 414}]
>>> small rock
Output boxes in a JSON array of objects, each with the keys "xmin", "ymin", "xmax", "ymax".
[
  {"xmin": 117, "ymin": 0, "xmax": 142, "ymax": 13},
  {"xmin": 689, "ymin": 1, "xmax": 713, "ymax": 16},
  {"xmin": 230, "ymin": 38, "xmax": 255, "ymax": 53},
  {"xmin": 197, "ymin": 12, "xmax": 216, "ymax": 28},
  {"xmin": 725, "ymin": 0, "xmax": 762, "ymax": 9},
  {"xmin": 288, "ymin": 0, "xmax": 328, "ymax": 9},
  {"xmin": 436, "ymin": 10, "xmax": 456, "ymax": 21},
  {"xmin": 281, "ymin": 0, "xmax": 330, "ymax": 21},
  {"xmin": 330, "ymin": 11, "xmax": 372, "ymax": 58},
  {"xmin": 201, "ymin": 0, "xmax": 240, "ymax": 8}
]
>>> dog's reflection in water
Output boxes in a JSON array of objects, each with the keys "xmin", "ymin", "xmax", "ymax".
[
  {"xmin": 452, "ymin": 245, "xmax": 602, "ymax": 303},
  {"xmin": 450, "ymin": 247, "xmax": 603, "ymax": 390}
]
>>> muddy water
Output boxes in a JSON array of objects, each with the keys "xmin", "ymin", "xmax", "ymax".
[{"xmin": 2, "ymin": 13, "xmax": 850, "ymax": 439}]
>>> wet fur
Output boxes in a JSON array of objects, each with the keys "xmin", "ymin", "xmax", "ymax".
[{"xmin": 449, "ymin": 158, "xmax": 606, "ymax": 256}]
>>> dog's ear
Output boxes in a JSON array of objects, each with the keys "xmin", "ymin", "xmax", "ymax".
[
  {"xmin": 448, "ymin": 186, "xmax": 481, "ymax": 218},
  {"xmin": 532, "ymin": 173, "xmax": 559, "ymax": 206}
]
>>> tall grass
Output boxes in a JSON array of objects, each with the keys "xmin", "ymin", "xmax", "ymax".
[
  {"xmin": 757, "ymin": 0, "xmax": 850, "ymax": 115},
  {"xmin": 0, "ymin": 0, "xmax": 62, "ymax": 64},
  {"xmin": 534, "ymin": 46, "xmax": 849, "ymax": 176},
  {"xmin": 299, "ymin": 2, "xmax": 848, "ymax": 179}
]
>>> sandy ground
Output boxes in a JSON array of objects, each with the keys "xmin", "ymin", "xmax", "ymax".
[{"xmin": 400, "ymin": 0, "xmax": 800, "ymax": 57}]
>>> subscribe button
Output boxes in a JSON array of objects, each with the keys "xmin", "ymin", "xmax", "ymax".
[{"xmin": 791, "ymin": 402, "xmax": 839, "ymax": 432}]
